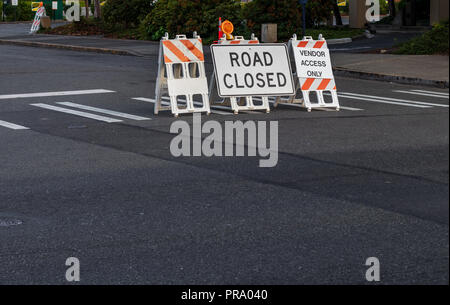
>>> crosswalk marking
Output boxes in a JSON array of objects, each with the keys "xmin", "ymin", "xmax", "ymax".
[
  {"xmin": 0, "ymin": 120, "xmax": 29, "ymax": 130},
  {"xmin": 340, "ymin": 92, "xmax": 447, "ymax": 108},
  {"xmin": 394, "ymin": 90, "xmax": 450, "ymax": 99},
  {"xmin": 264, "ymin": 97, "xmax": 364, "ymax": 111},
  {"xmin": 132, "ymin": 97, "xmax": 233, "ymax": 115},
  {"xmin": 337, "ymin": 94, "xmax": 430, "ymax": 108},
  {"xmin": 0, "ymin": 89, "xmax": 115, "ymax": 100},
  {"xmin": 57, "ymin": 102, "xmax": 151, "ymax": 121},
  {"xmin": 31, "ymin": 103, "xmax": 123, "ymax": 123},
  {"xmin": 412, "ymin": 90, "xmax": 449, "ymax": 96}
]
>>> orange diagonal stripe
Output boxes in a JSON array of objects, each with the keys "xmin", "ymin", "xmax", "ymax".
[
  {"xmin": 163, "ymin": 40, "xmax": 190, "ymax": 62},
  {"xmin": 249, "ymin": 40, "xmax": 259, "ymax": 44},
  {"xmin": 314, "ymin": 41, "xmax": 325, "ymax": 48},
  {"xmin": 180, "ymin": 40, "xmax": 204, "ymax": 61},
  {"xmin": 302, "ymin": 78, "xmax": 315, "ymax": 91},
  {"xmin": 317, "ymin": 79, "xmax": 332, "ymax": 90},
  {"xmin": 230, "ymin": 41, "xmax": 241, "ymax": 44},
  {"xmin": 298, "ymin": 41, "xmax": 308, "ymax": 48},
  {"xmin": 164, "ymin": 55, "xmax": 172, "ymax": 63}
]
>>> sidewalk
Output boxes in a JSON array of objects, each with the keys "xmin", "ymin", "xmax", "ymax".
[
  {"xmin": 0, "ymin": 32, "xmax": 448, "ymax": 88},
  {"xmin": 332, "ymin": 53, "xmax": 449, "ymax": 88}
]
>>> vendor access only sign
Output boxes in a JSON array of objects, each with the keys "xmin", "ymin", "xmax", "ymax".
[
  {"xmin": 211, "ymin": 44, "xmax": 295, "ymax": 97},
  {"xmin": 293, "ymin": 40, "xmax": 334, "ymax": 79}
]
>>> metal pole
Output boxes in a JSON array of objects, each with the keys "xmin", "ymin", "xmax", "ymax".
[{"xmin": 302, "ymin": 2, "xmax": 306, "ymax": 38}]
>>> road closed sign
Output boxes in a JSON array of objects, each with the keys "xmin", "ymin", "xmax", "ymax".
[
  {"xmin": 211, "ymin": 44, "xmax": 295, "ymax": 97},
  {"xmin": 293, "ymin": 39, "xmax": 334, "ymax": 79}
]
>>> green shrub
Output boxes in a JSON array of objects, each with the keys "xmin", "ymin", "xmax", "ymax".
[
  {"xmin": 242, "ymin": 0, "xmax": 338, "ymax": 41},
  {"xmin": 103, "ymin": 0, "xmax": 153, "ymax": 28},
  {"xmin": 139, "ymin": 0, "xmax": 242, "ymax": 43},
  {"xmin": 394, "ymin": 20, "xmax": 449, "ymax": 55},
  {"xmin": 242, "ymin": 0, "xmax": 302, "ymax": 41},
  {"xmin": 2, "ymin": 0, "xmax": 33, "ymax": 21}
]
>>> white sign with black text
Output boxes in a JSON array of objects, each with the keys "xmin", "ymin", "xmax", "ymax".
[
  {"xmin": 211, "ymin": 44, "xmax": 295, "ymax": 97},
  {"xmin": 293, "ymin": 41, "xmax": 334, "ymax": 79},
  {"xmin": 12, "ymin": 0, "xmax": 18, "ymax": 6}
]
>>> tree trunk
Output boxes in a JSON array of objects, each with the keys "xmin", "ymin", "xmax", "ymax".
[
  {"xmin": 85, "ymin": 0, "xmax": 89, "ymax": 19},
  {"xmin": 388, "ymin": 0, "xmax": 396, "ymax": 17},
  {"xmin": 332, "ymin": 1, "xmax": 343, "ymax": 26},
  {"xmin": 94, "ymin": 0, "xmax": 101, "ymax": 18}
]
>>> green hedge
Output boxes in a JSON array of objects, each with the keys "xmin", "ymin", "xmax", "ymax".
[
  {"xmin": 139, "ymin": 0, "xmax": 242, "ymax": 42},
  {"xmin": 242, "ymin": 0, "xmax": 303, "ymax": 41},
  {"xmin": 102, "ymin": 0, "xmax": 152, "ymax": 28},
  {"xmin": 1, "ymin": 1, "xmax": 33, "ymax": 21},
  {"xmin": 138, "ymin": 0, "xmax": 345, "ymax": 42},
  {"xmin": 394, "ymin": 20, "xmax": 449, "ymax": 55}
]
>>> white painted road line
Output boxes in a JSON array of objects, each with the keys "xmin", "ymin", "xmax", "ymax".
[
  {"xmin": 412, "ymin": 90, "xmax": 449, "ymax": 96},
  {"xmin": 31, "ymin": 103, "xmax": 123, "ymax": 123},
  {"xmin": 274, "ymin": 96, "xmax": 364, "ymax": 111},
  {"xmin": 133, "ymin": 97, "xmax": 232, "ymax": 115},
  {"xmin": 57, "ymin": 102, "xmax": 151, "ymax": 121},
  {"xmin": 394, "ymin": 90, "xmax": 450, "ymax": 99},
  {"xmin": 337, "ymin": 94, "xmax": 430, "ymax": 108},
  {"xmin": 0, "ymin": 89, "xmax": 115, "ymax": 100},
  {"xmin": 0, "ymin": 120, "xmax": 29, "ymax": 130},
  {"xmin": 340, "ymin": 92, "xmax": 447, "ymax": 108}
]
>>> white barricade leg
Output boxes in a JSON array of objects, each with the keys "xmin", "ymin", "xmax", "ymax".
[
  {"xmin": 228, "ymin": 96, "xmax": 270, "ymax": 114},
  {"xmin": 260, "ymin": 97, "xmax": 270, "ymax": 113},
  {"xmin": 154, "ymin": 43, "xmax": 170, "ymax": 114},
  {"xmin": 302, "ymin": 90, "xmax": 313, "ymax": 112}
]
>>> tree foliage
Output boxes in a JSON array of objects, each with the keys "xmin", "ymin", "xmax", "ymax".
[
  {"xmin": 242, "ymin": 0, "xmax": 339, "ymax": 40},
  {"xmin": 102, "ymin": 0, "xmax": 153, "ymax": 27},
  {"xmin": 241, "ymin": 0, "xmax": 302, "ymax": 40},
  {"xmin": 139, "ymin": 0, "xmax": 242, "ymax": 42}
]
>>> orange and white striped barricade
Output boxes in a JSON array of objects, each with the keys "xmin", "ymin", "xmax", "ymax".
[
  {"xmin": 30, "ymin": 5, "xmax": 46, "ymax": 34},
  {"xmin": 209, "ymin": 35, "xmax": 274, "ymax": 114},
  {"xmin": 155, "ymin": 32, "xmax": 211, "ymax": 117},
  {"xmin": 275, "ymin": 35, "xmax": 340, "ymax": 112}
]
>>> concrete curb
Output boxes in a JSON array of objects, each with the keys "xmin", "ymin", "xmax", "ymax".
[
  {"xmin": 333, "ymin": 67, "xmax": 449, "ymax": 89},
  {"xmin": 0, "ymin": 39, "xmax": 138, "ymax": 56},
  {"xmin": 327, "ymin": 37, "xmax": 352, "ymax": 45}
]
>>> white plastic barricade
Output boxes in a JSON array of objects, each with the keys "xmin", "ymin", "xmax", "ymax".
[
  {"xmin": 209, "ymin": 35, "xmax": 279, "ymax": 114},
  {"xmin": 155, "ymin": 32, "xmax": 210, "ymax": 117},
  {"xmin": 275, "ymin": 34, "xmax": 340, "ymax": 112},
  {"xmin": 210, "ymin": 41, "xmax": 295, "ymax": 114},
  {"xmin": 30, "ymin": 6, "xmax": 46, "ymax": 34}
]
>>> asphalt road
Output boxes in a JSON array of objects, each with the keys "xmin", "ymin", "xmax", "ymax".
[{"xmin": 0, "ymin": 45, "xmax": 448, "ymax": 285}]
